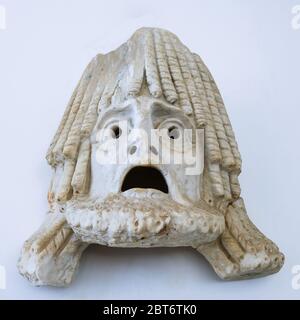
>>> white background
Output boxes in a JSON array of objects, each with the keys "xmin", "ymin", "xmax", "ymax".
[{"xmin": 0, "ymin": 0, "xmax": 299, "ymax": 299}]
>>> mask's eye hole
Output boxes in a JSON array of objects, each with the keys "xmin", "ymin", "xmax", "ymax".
[
  {"xmin": 167, "ymin": 126, "xmax": 180, "ymax": 140},
  {"xmin": 111, "ymin": 125, "xmax": 122, "ymax": 139}
]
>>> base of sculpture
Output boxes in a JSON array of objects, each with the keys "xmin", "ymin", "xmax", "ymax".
[{"xmin": 18, "ymin": 197, "xmax": 283, "ymax": 286}]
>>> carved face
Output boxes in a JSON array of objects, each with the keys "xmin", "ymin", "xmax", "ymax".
[
  {"xmin": 65, "ymin": 94, "xmax": 225, "ymax": 247},
  {"xmin": 91, "ymin": 95, "xmax": 203, "ymax": 205},
  {"xmin": 18, "ymin": 28, "xmax": 284, "ymax": 287}
]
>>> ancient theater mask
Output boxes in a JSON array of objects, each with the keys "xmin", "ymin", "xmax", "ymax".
[{"xmin": 18, "ymin": 28, "xmax": 284, "ymax": 286}]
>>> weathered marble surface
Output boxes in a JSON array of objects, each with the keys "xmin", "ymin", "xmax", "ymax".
[{"xmin": 18, "ymin": 27, "xmax": 284, "ymax": 286}]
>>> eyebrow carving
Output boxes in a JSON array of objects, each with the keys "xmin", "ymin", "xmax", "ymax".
[{"xmin": 96, "ymin": 104, "xmax": 134, "ymax": 130}]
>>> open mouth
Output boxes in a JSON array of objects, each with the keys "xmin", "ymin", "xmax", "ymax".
[{"xmin": 121, "ymin": 166, "xmax": 169, "ymax": 194}]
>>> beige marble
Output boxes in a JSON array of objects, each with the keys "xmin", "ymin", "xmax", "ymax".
[{"xmin": 18, "ymin": 27, "xmax": 284, "ymax": 286}]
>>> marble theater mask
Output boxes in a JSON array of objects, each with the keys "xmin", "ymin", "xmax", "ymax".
[{"xmin": 18, "ymin": 28, "xmax": 284, "ymax": 286}]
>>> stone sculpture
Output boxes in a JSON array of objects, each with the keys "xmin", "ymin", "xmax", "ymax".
[{"xmin": 18, "ymin": 28, "xmax": 284, "ymax": 286}]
